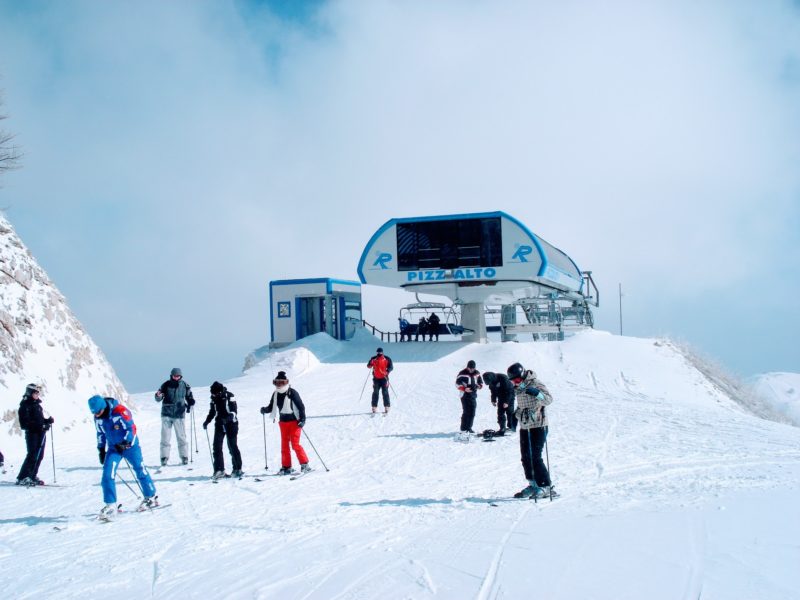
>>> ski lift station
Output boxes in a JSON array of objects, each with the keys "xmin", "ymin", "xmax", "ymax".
[
  {"xmin": 269, "ymin": 278, "xmax": 362, "ymax": 346},
  {"xmin": 357, "ymin": 211, "xmax": 599, "ymax": 343}
]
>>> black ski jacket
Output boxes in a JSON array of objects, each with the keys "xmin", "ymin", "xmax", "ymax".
[
  {"xmin": 264, "ymin": 388, "xmax": 306, "ymax": 423},
  {"xmin": 487, "ymin": 373, "xmax": 515, "ymax": 405},
  {"xmin": 204, "ymin": 389, "xmax": 238, "ymax": 427},
  {"xmin": 19, "ymin": 396, "xmax": 48, "ymax": 432}
]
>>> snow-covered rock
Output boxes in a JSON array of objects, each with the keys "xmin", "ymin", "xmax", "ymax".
[
  {"xmin": 751, "ymin": 372, "xmax": 800, "ymax": 426},
  {"xmin": 0, "ymin": 213, "xmax": 126, "ymax": 437}
]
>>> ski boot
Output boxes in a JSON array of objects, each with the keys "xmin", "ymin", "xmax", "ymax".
[
  {"xmin": 513, "ymin": 485, "xmax": 538, "ymax": 499},
  {"xmin": 231, "ymin": 469, "xmax": 243, "ymax": 478},
  {"xmin": 211, "ymin": 471, "xmax": 227, "ymax": 481},
  {"xmin": 138, "ymin": 495, "xmax": 159, "ymax": 511},
  {"xmin": 278, "ymin": 466, "xmax": 295, "ymax": 476},
  {"xmin": 300, "ymin": 464, "xmax": 313, "ymax": 474},
  {"xmin": 98, "ymin": 503, "xmax": 118, "ymax": 521},
  {"xmin": 160, "ymin": 457, "xmax": 168, "ymax": 467},
  {"xmin": 16, "ymin": 477, "xmax": 36, "ymax": 487}
]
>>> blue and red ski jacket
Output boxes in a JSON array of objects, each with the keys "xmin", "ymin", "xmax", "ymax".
[{"xmin": 94, "ymin": 398, "xmax": 139, "ymax": 450}]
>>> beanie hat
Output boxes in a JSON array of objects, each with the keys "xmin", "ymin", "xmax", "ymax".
[
  {"xmin": 275, "ymin": 371, "xmax": 288, "ymax": 381},
  {"xmin": 170, "ymin": 368, "xmax": 182, "ymax": 377},
  {"xmin": 467, "ymin": 360, "xmax": 476, "ymax": 369},
  {"xmin": 376, "ymin": 347, "xmax": 384, "ymax": 354},
  {"xmin": 210, "ymin": 381, "xmax": 224, "ymax": 394},
  {"xmin": 88, "ymin": 395, "xmax": 107, "ymax": 414},
  {"xmin": 483, "ymin": 371, "xmax": 496, "ymax": 385}
]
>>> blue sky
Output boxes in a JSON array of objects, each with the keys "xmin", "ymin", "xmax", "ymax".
[{"xmin": 0, "ymin": 0, "xmax": 798, "ymax": 392}]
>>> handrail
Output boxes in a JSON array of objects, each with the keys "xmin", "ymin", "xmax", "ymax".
[{"xmin": 360, "ymin": 320, "xmax": 400, "ymax": 343}]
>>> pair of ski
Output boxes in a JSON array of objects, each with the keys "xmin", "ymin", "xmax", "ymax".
[
  {"xmin": 247, "ymin": 467, "xmax": 313, "ymax": 482},
  {"xmin": 95, "ymin": 502, "xmax": 172, "ymax": 523}
]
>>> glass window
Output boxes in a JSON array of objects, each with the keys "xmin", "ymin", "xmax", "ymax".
[{"xmin": 397, "ymin": 217, "xmax": 502, "ymax": 271}]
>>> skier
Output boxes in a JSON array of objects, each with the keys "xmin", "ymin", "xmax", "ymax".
[
  {"xmin": 507, "ymin": 362, "xmax": 556, "ymax": 499},
  {"xmin": 482, "ymin": 371, "xmax": 518, "ymax": 434},
  {"xmin": 259, "ymin": 371, "xmax": 311, "ymax": 476},
  {"xmin": 0, "ymin": 448, "xmax": 4, "ymax": 471},
  {"xmin": 398, "ymin": 317, "xmax": 411, "ymax": 342},
  {"xmin": 154, "ymin": 367, "xmax": 195, "ymax": 466},
  {"xmin": 203, "ymin": 381, "xmax": 243, "ymax": 480},
  {"xmin": 455, "ymin": 360, "xmax": 483, "ymax": 433},
  {"xmin": 16, "ymin": 383, "xmax": 54, "ymax": 486},
  {"xmin": 415, "ymin": 316, "xmax": 428, "ymax": 342},
  {"xmin": 89, "ymin": 395, "xmax": 158, "ymax": 519},
  {"xmin": 427, "ymin": 312, "xmax": 441, "ymax": 341},
  {"xmin": 366, "ymin": 347, "xmax": 393, "ymax": 414}
]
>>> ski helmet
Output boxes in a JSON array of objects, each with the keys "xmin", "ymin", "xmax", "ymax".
[
  {"xmin": 25, "ymin": 383, "xmax": 42, "ymax": 396},
  {"xmin": 88, "ymin": 395, "xmax": 107, "ymax": 414},
  {"xmin": 507, "ymin": 362, "xmax": 525, "ymax": 381},
  {"xmin": 210, "ymin": 381, "xmax": 225, "ymax": 395}
]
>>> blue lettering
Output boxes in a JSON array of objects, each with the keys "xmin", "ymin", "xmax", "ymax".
[
  {"xmin": 485, "ymin": 268, "xmax": 496, "ymax": 278},
  {"xmin": 407, "ymin": 272, "xmax": 418, "ymax": 281},
  {"xmin": 373, "ymin": 252, "xmax": 393, "ymax": 269},
  {"xmin": 454, "ymin": 270, "xmax": 464, "ymax": 280},
  {"xmin": 436, "ymin": 270, "xmax": 445, "ymax": 280},
  {"xmin": 511, "ymin": 245, "xmax": 533, "ymax": 262}
]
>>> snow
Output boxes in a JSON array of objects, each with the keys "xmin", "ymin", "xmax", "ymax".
[
  {"xmin": 752, "ymin": 372, "xmax": 800, "ymax": 427},
  {"xmin": 1, "ymin": 330, "xmax": 799, "ymax": 599}
]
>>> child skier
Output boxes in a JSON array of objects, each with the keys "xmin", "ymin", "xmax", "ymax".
[
  {"xmin": 89, "ymin": 395, "xmax": 158, "ymax": 519},
  {"xmin": 482, "ymin": 371, "xmax": 518, "ymax": 434},
  {"xmin": 507, "ymin": 363, "xmax": 557, "ymax": 499},
  {"xmin": 260, "ymin": 371, "xmax": 311, "ymax": 476},
  {"xmin": 455, "ymin": 360, "xmax": 483, "ymax": 433},
  {"xmin": 203, "ymin": 381, "xmax": 243, "ymax": 480}
]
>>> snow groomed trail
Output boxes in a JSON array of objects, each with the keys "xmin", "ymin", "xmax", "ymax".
[{"xmin": 1, "ymin": 330, "xmax": 799, "ymax": 599}]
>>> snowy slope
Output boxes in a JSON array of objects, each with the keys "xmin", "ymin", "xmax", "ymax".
[
  {"xmin": 0, "ymin": 214, "xmax": 126, "ymax": 438},
  {"xmin": 1, "ymin": 330, "xmax": 798, "ymax": 599},
  {"xmin": 752, "ymin": 372, "xmax": 800, "ymax": 427}
]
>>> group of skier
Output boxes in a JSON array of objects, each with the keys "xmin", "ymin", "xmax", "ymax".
[
  {"xmin": 454, "ymin": 358, "xmax": 556, "ymax": 499},
  {"xmin": 398, "ymin": 312, "xmax": 441, "ymax": 342},
  {"xmin": 8, "ymin": 346, "xmax": 556, "ymax": 517}
]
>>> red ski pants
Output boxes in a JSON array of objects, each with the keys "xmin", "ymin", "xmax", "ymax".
[{"xmin": 279, "ymin": 420, "xmax": 309, "ymax": 468}]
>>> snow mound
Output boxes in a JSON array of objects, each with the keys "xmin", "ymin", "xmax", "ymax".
[{"xmin": 751, "ymin": 372, "xmax": 800, "ymax": 426}]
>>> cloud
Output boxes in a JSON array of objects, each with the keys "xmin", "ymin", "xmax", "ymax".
[{"xmin": 0, "ymin": 0, "xmax": 798, "ymax": 389}]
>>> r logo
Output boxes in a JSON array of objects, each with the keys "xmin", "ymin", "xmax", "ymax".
[
  {"xmin": 511, "ymin": 245, "xmax": 533, "ymax": 262},
  {"xmin": 373, "ymin": 252, "xmax": 393, "ymax": 270}
]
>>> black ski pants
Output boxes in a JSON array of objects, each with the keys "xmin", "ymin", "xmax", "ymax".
[
  {"xmin": 371, "ymin": 378, "xmax": 390, "ymax": 408},
  {"xmin": 212, "ymin": 420, "xmax": 242, "ymax": 473},
  {"xmin": 519, "ymin": 426, "xmax": 550, "ymax": 487},
  {"xmin": 460, "ymin": 393, "xmax": 477, "ymax": 432},
  {"xmin": 496, "ymin": 398, "xmax": 517, "ymax": 431},
  {"xmin": 18, "ymin": 430, "xmax": 46, "ymax": 481}
]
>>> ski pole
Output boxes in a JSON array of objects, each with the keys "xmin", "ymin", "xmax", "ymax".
[
  {"xmin": 205, "ymin": 426, "xmax": 213, "ymax": 464},
  {"xmin": 50, "ymin": 427, "xmax": 56, "ymax": 483},
  {"xmin": 545, "ymin": 430, "xmax": 553, "ymax": 502},
  {"xmin": 301, "ymin": 427, "xmax": 329, "ymax": 472},
  {"xmin": 388, "ymin": 380, "xmax": 400, "ymax": 402},
  {"xmin": 189, "ymin": 410, "xmax": 194, "ymax": 461},
  {"xmin": 358, "ymin": 370, "xmax": 371, "ymax": 407},
  {"xmin": 192, "ymin": 407, "xmax": 199, "ymax": 454},
  {"xmin": 527, "ymin": 428, "xmax": 538, "ymax": 504},
  {"xmin": 123, "ymin": 457, "xmax": 145, "ymax": 497},
  {"xmin": 262, "ymin": 413, "xmax": 269, "ymax": 470},
  {"xmin": 116, "ymin": 462, "xmax": 141, "ymax": 500}
]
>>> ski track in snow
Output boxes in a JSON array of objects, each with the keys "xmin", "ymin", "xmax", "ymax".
[{"xmin": 1, "ymin": 332, "xmax": 799, "ymax": 598}]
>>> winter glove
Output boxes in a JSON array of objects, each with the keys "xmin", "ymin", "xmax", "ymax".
[
  {"xmin": 260, "ymin": 406, "xmax": 269, "ymax": 415},
  {"xmin": 491, "ymin": 400, "xmax": 497, "ymax": 406},
  {"xmin": 185, "ymin": 404, "xmax": 192, "ymax": 414},
  {"xmin": 43, "ymin": 423, "xmax": 51, "ymax": 431},
  {"xmin": 202, "ymin": 421, "xmax": 209, "ymax": 430},
  {"xmin": 187, "ymin": 397, "xmax": 196, "ymax": 407},
  {"xmin": 297, "ymin": 420, "xmax": 305, "ymax": 428},
  {"xmin": 525, "ymin": 387, "xmax": 541, "ymax": 396},
  {"xmin": 45, "ymin": 417, "xmax": 55, "ymax": 425},
  {"xmin": 113, "ymin": 441, "xmax": 131, "ymax": 453},
  {"xmin": 98, "ymin": 447, "xmax": 106, "ymax": 465}
]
